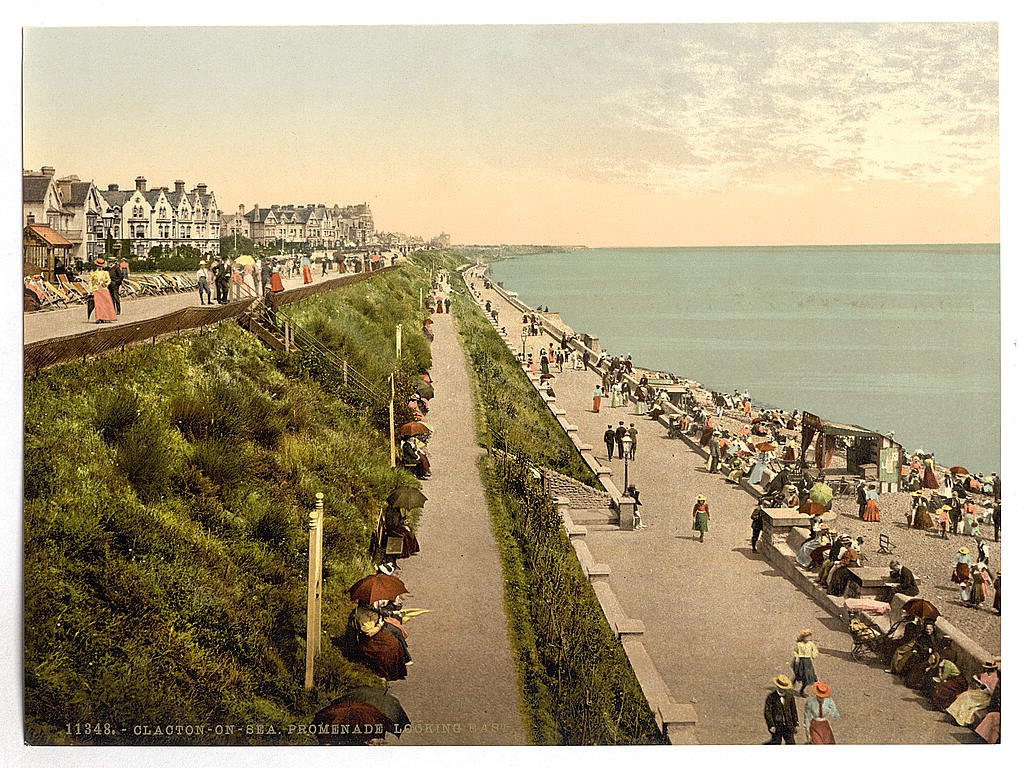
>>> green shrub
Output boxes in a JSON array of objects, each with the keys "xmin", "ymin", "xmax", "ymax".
[{"xmin": 92, "ymin": 389, "xmax": 141, "ymax": 443}]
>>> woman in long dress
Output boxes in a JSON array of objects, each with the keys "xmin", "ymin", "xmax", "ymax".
[
  {"xmin": 86, "ymin": 258, "xmax": 117, "ymax": 323},
  {"xmin": 951, "ymin": 547, "xmax": 972, "ymax": 592},
  {"xmin": 592, "ymin": 385, "xmax": 603, "ymax": 413},
  {"xmin": 692, "ymin": 495, "xmax": 710, "ymax": 543},
  {"xmin": 861, "ymin": 484, "xmax": 881, "ymax": 522},
  {"xmin": 792, "ymin": 630, "xmax": 819, "ymax": 696},
  {"xmin": 912, "ymin": 493, "xmax": 933, "ymax": 529},
  {"xmin": 804, "ymin": 681, "xmax": 839, "ymax": 744},
  {"xmin": 922, "ymin": 456, "xmax": 941, "ymax": 489},
  {"xmin": 946, "ymin": 663, "xmax": 999, "ymax": 727},
  {"xmin": 929, "ymin": 653, "xmax": 969, "ymax": 710}
]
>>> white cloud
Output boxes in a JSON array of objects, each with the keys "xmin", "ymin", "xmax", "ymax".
[{"xmin": 591, "ymin": 23, "xmax": 998, "ymax": 195}]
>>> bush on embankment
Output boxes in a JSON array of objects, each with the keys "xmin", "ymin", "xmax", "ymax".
[
  {"xmin": 438, "ymin": 254, "xmax": 663, "ymax": 744},
  {"xmin": 23, "ymin": 264, "xmax": 433, "ymax": 745}
]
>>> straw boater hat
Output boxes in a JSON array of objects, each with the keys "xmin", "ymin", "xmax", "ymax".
[
  {"xmin": 773, "ymin": 675, "xmax": 793, "ymax": 690},
  {"xmin": 798, "ymin": 629, "xmax": 813, "ymax": 640},
  {"xmin": 95, "ymin": 258, "xmax": 106, "ymax": 267},
  {"xmin": 958, "ymin": 547, "xmax": 970, "ymax": 555},
  {"xmin": 981, "ymin": 661, "xmax": 999, "ymax": 670},
  {"xmin": 812, "ymin": 681, "xmax": 831, "ymax": 698},
  {"xmin": 696, "ymin": 495, "xmax": 706, "ymax": 501},
  {"xmin": 941, "ymin": 505, "xmax": 952, "ymax": 511}
]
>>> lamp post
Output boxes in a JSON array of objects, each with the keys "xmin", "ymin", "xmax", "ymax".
[
  {"xmin": 521, "ymin": 327, "xmax": 529, "ymax": 361},
  {"xmin": 622, "ymin": 434, "xmax": 633, "ymax": 491}
]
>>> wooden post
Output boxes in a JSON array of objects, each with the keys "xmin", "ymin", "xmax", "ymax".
[
  {"xmin": 343, "ymin": 360, "xmax": 348, "ymax": 386},
  {"xmin": 396, "ymin": 324, "xmax": 402, "ymax": 358},
  {"xmin": 304, "ymin": 492, "xmax": 325, "ymax": 689},
  {"xmin": 389, "ymin": 373, "xmax": 397, "ymax": 468}
]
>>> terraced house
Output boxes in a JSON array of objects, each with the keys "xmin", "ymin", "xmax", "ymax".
[
  {"xmin": 98, "ymin": 175, "xmax": 222, "ymax": 258},
  {"xmin": 240, "ymin": 202, "xmax": 375, "ymax": 249},
  {"xmin": 22, "ymin": 166, "xmax": 105, "ymax": 263}
]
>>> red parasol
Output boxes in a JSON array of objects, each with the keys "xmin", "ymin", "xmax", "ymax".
[
  {"xmin": 798, "ymin": 501, "xmax": 829, "ymax": 516},
  {"xmin": 755, "ymin": 441, "xmax": 778, "ymax": 452},
  {"xmin": 349, "ymin": 573, "xmax": 409, "ymax": 604},
  {"xmin": 398, "ymin": 422, "xmax": 431, "ymax": 437},
  {"xmin": 902, "ymin": 598, "xmax": 940, "ymax": 620},
  {"xmin": 949, "ymin": 466, "xmax": 970, "ymax": 476}
]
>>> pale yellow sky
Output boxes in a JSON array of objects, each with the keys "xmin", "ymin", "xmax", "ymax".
[{"xmin": 22, "ymin": 24, "xmax": 999, "ymax": 245}]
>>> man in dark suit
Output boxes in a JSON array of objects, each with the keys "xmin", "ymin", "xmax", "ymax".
[
  {"xmin": 213, "ymin": 257, "xmax": 230, "ymax": 304},
  {"xmin": 615, "ymin": 422, "xmax": 627, "ymax": 459},
  {"xmin": 763, "ymin": 675, "xmax": 799, "ymax": 744},
  {"xmin": 603, "ymin": 426, "xmax": 616, "ymax": 461},
  {"xmin": 106, "ymin": 259, "xmax": 124, "ymax": 313}
]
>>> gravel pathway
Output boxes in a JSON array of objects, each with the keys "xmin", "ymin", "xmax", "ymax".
[
  {"xmin": 471, "ymin": 272, "xmax": 976, "ymax": 745},
  {"xmin": 387, "ymin": 309, "xmax": 530, "ymax": 745}
]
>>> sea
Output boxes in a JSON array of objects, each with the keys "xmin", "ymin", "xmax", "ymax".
[{"xmin": 488, "ymin": 245, "xmax": 1000, "ymax": 474}]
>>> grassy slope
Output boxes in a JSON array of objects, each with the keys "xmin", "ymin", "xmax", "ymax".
[{"xmin": 23, "ymin": 260, "xmax": 434, "ymax": 745}]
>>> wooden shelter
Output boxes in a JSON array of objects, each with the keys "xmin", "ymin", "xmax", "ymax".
[
  {"xmin": 23, "ymin": 223, "xmax": 72, "ymax": 283},
  {"xmin": 801, "ymin": 411, "xmax": 903, "ymax": 492}
]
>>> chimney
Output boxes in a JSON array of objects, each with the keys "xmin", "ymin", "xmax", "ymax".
[
  {"xmin": 196, "ymin": 183, "xmax": 207, "ymax": 195},
  {"xmin": 160, "ymin": 186, "xmax": 169, "ymax": 192},
  {"xmin": 108, "ymin": 183, "xmax": 119, "ymax": 191},
  {"xmin": 238, "ymin": 204, "xmax": 245, "ymax": 214},
  {"xmin": 41, "ymin": 166, "xmax": 55, "ymax": 177},
  {"xmin": 135, "ymin": 176, "xmax": 147, "ymax": 192},
  {"xmin": 175, "ymin": 180, "xmax": 185, "ymax": 193},
  {"xmin": 26, "ymin": 213, "xmax": 35, "ymax": 224}
]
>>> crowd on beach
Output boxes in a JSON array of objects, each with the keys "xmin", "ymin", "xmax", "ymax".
[{"xmin": 466, "ymin": 263, "xmax": 1001, "ymax": 743}]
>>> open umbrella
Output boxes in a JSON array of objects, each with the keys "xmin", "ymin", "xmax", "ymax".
[
  {"xmin": 755, "ymin": 441, "xmax": 778, "ymax": 453},
  {"xmin": 903, "ymin": 598, "xmax": 940, "ymax": 620},
  {"xmin": 949, "ymin": 466, "xmax": 970, "ymax": 476},
  {"xmin": 349, "ymin": 573, "xmax": 408, "ymax": 604},
  {"xmin": 398, "ymin": 422, "xmax": 431, "ymax": 437},
  {"xmin": 809, "ymin": 482, "xmax": 834, "ymax": 506},
  {"xmin": 312, "ymin": 687, "xmax": 410, "ymax": 743},
  {"xmin": 388, "ymin": 487, "xmax": 427, "ymax": 508},
  {"xmin": 233, "ymin": 254, "xmax": 256, "ymax": 266},
  {"xmin": 423, "ymin": 317, "xmax": 434, "ymax": 325},
  {"xmin": 798, "ymin": 501, "xmax": 829, "ymax": 516},
  {"xmin": 415, "ymin": 381, "xmax": 435, "ymax": 399},
  {"xmin": 539, "ymin": 373, "xmax": 555, "ymax": 380}
]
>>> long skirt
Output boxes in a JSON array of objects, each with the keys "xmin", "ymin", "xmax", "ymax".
[
  {"xmin": 357, "ymin": 630, "xmax": 408, "ymax": 680},
  {"xmin": 302, "ymin": 265, "xmax": 313, "ymax": 284},
  {"xmin": 748, "ymin": 460, "xmax": 767, "ymax": 485},
  {"xmin": 91, "ymin": 287, "xmax": 117, "ymax": 321},
  {"xmin": 792, "ymin": 657, "xmax": 817, "ymax": 687},
  {"xmin": 271, "ymin": 273, "xmax": 284, "ymax": 292},
  {"xmin": 975, "ymin": 711, "xmax": 1000, "ymax": 743},
  {"xmin": 902, "ymin": 654, "xmax": 931, "ymax": 689},
  {"xmin": 862, "ymin": 500, "xmax": 880, "ymax": 522},
  {"xmin": 593, "ymin": 396, "xmax": 601, "ymax": 412},
  {"xmin": 930, "ymin": 675, "xmax": 969, "ymax": 710},
  {"xmin": 912, "ymin": 507, "xmax": 934, "ymax": 529},
  {"xmin": 891, "ymin": 641, "xmax": 916, "ymax": 673},
  {"xmin": 809, "ymin": 719, "xmax": 836, "ymax": 744},
  {"xmin": 951, "ymin": 563, "xmax": 970, "ymax": 584},
  {"xmin": 923, "ymin": 466, "xmax": 941, "ymax": 489},
  {"xmin": 946, "ymin": 689, "xmax": 991, "ymax": 727},
  {"xmin": 692, "ymin": 512, "xmax": 709, "ymax": 533}
]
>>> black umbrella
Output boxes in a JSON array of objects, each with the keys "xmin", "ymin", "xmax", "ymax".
[
  {"xmin": 415, "ymin": 380, "xmax": 435, "ymax": 399},
  {"xmin": 312, "ymin": 687, "xmax": 410, "ymax": 743},
  {"xmin": 387, "ymin": 486, "xmax": 427, "ymax": 508}
]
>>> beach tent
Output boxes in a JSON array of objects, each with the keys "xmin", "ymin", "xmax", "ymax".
[{"xmin": 801, "ymin": 412, "xmax": 903, "ymax": 493}]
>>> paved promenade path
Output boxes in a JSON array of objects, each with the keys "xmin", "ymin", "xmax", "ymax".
[
  {"xmin": 389, "ymin": 309, "xmax": 530, "ymax": 746},
  {"xmin": 24, "ymin": 270, "xmax": 314, "ymax": 345},
  {"xmin": 471, "ymin": 273, "xmax": 970, "ymax": 745}
]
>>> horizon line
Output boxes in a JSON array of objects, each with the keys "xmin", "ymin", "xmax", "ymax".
[{"xmin": 458, "ymin": 241, "xmax": 1000, "ymax": 250}]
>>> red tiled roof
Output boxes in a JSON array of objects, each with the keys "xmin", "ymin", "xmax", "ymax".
[{"xmin": 25, "ymin": 223, "xmax": 73, "ymax": 247}]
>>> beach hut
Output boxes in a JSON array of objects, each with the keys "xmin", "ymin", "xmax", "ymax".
[{"xmin": 800, "ymin": 412, "xmax": 902, "ymax": 493}]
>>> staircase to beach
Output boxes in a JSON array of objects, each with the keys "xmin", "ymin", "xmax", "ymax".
[{"xmin": 541, "ymin": 468, "xmax": 617, "ymax": 527}]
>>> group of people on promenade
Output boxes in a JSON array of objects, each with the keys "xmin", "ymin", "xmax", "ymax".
[
  {"xmin": 83, "ymin": 256, "xmax": 129, "ymax": 322},
  {"xmin": 762, "ymin": 629, "xmax": 842, "ymax": 744}
]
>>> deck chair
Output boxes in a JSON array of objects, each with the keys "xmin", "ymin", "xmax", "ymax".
[
  {"xmin": 57, "ymin": 274, "xmax": 89, "ymax": 301},
  {"xmin": 43, "ymin": 280, "xmax": 77, "ymax": 305}
]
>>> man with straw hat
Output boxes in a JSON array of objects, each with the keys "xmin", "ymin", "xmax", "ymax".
[
  {"xmin": 804, "ymin": 681, "xmax": 840, "ymax": 744},
  {"xmin": 763, "ymin": 675, "xmax": 800, "ymax": 744}
]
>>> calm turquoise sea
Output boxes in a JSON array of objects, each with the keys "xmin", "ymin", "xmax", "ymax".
[{"xmin": 488, "ymin": 245, "xmax": 1000, "ymax": 473}]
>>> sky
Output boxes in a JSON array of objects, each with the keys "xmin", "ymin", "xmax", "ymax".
[{"xmin": 22, "ymin": 24, "xmax": 999, "ymax": 247}]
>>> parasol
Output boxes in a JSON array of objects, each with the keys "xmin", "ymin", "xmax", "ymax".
[
  {"xmin": 312, "ymin": 687, "xmax": 410, "ymax": 744},
  {"xmin": 388, "ymin": 487, "xmax": 427, "ymax": 509},
  {"xmin": 233, "ymin": 254, "xmax": 256, "ymax": 266},
  {"xmin": 755, "ymin": 441, "xmax": 778, "ymax": 453},
  {"xmin": 798, "ymin": 501, "xmax": 829, "ymax": 516},
  {"xmin": 349, "ymin": 573, "xmax": 408, "ymax": 604},
  {"xmin": 949, "ymin": 466, "xmax": 970, "ymax": 476},
  {"xmin": 539, "ymin": 373, "xmax": 555, "ymax": 380},
  {"xmin": 398, "ymin": 422, "xmax": 431, "ymax": 437},
  {"xmin": 902, "ymin": 598, "xmax": 940, "ymax": 620},
  {"xmin": 809, "ymin": 482, "xmax": 834, "ymax": 506}
]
